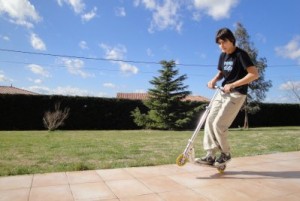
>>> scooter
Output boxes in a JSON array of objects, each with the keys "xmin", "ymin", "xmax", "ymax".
[{"xmin": 176, "ymin": 87, "xmax": 226, "ymax": 173}]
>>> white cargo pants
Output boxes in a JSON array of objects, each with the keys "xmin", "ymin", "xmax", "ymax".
[{"xmin": 203, "ymin": 91, "xmax": 246, "ymax": 154}]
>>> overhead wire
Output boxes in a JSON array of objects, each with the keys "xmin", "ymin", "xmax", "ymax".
[
  {"xmin": 0, "ymin": 48, "xmax": 214, "ymax": 67},
  {"xmin": 0, "ymin": 48, "xmax": 299, "ymax": 68}
]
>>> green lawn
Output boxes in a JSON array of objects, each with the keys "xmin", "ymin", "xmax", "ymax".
[{"xmin": 0, "ymin": 127, "xmax": 300, "ymax": 176}]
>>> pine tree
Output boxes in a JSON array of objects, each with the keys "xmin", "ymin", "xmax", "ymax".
[
  {"xmin": 132, "ymin": 60, "xmax": 194, "ymax": 130},
  {"xmin": 234, "ymin": 22, "xmax": 272, "ymax": 128}
]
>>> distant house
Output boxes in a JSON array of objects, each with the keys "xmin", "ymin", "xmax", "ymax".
[
  {"xmin": 116, "ymin": 92, "xmax": 209, "ymax": 102},
  {"xmin": 0, "ymin": 85, "xmax": 39, "ymax": 95}
]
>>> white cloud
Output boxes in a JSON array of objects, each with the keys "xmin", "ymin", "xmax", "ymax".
[
  {"xmin": 192, "ymin": 12, "xmax": 201, "ymax": 21},
  {"xmin": 28, "ymin": 85, "xmax": 94, "ymax": 96},
  {"xmin": 133, "ymin": 0, "xmax": 140, "ymax": 7},
  {"xmin": 28, "ymin": 78, "xmax": 43, "ymax": 84},
  {"xmin": 115, "ymin": 7, "xmax": 126, "ymax": 17},
  {"xmin": 57, "ymin": 0, "xmax": 97, "ymax": 22},
  {"xmin": 57, "ymin": 0, "xmax": 85, "ymax": 14},
  {"xmin": 33, "ymin": 79, "xmax": 42, "ymax": 84},
  {"xmin": 103, "ymin": 82, "xmax": 116, "ymax": 88},
  {"xmin": 27, "ymin": 64, "xmax": 50, "ymax": 77},
  {"xmin": 151, "ymin": 0, "xmax": 182, "ymax": 33},
  {"xmin": 0, "ymin": 0, "xmax": 41, "ymax": 28},
  {"xmin": 135, "ymin": 89, "xmax": 146, "ymax": 93},
  {"xmin": 275, "ymin": 36, "xmax": 300, "ymax": 64},
  {"xmin": 119, "ymin": 62, "xmax": 139, "ymax": 74},
  {"xmin": 54, "ymin": 86, "xmax": 91, "ymax": 96},
  {"xmin": 135, "ymin": 0, "xmax": 239, "ymax": 32},
  {"xmin": 59, "ymin": 58, "xmax": 94, "ymax": 78},
  {"xmin": 100, "ymin": 43, "xmax": 139, "ymax": 74},
  {"xmin": 100, "ymin": 43, "xmax": 126, "ymax": 61},
  {"xmin": 146, "ymin": 48, "xmax": 154, "ymax": 57},
  {"xmin": 81, "ymin": 7, "xmax": 97, "ymax": 22},
  {"xmin": 0, "ymin": 74, "xmax": 6, "ymax": 82},
  {"xmin": 79, "ymin": 40, "xmax": 88, "ymax": 49},
  {"xmin": 0, "ymin": 70, "xmax": 13, "ymax": 82},
  {"xmin": 0, "ymin": 35, "xmax": 10, "ymax": 41},
  {"xmin": 141, "ymin": 0, "xmax": 156, "ymax": 9},
  {"xmin": 27, "ymin": 85, "xmax": 50, "ymax": 94},
  {"xmin": 138, "ymin": 0, "xmax": 182, "ymax": 33},
  {"xmin": 30, "ymin": 33, "xmax": 46, "ymax": 51},
  {"xmin": 193, "ymin": 0, "xmax": 239, "ymax": 20},
  {"xmin": 256, "ymin": 33, "xmax": 267, "ymax": 44},
  {"xmin": 280, "ymin": 81, "xmax": 300, "ymax": 91}
]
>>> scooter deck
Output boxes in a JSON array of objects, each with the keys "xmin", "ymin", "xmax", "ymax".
[
  {"xmin": 193, "ymin": 162, "xmax": 226, "ymax": 173},
  {"xmin": 175, "ymin": 153, "xmax": 226, "ymax": 174}
]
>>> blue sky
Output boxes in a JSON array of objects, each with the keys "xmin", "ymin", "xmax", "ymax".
[{"xmin": 0, "ymin": 0, "xmax": 299, "ymax": 103}]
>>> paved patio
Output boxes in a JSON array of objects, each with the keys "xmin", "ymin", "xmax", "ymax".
[{"xmin": 0, "ymin": 151, "xmax": 299, "ymax": 201}]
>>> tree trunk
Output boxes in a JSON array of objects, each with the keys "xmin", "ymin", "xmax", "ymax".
[{"xmin": 243, "ymin": 110, "xmax": 249, "ymax": 129}]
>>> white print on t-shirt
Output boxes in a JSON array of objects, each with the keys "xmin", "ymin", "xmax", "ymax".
[{"xmin": 224, "ymin": 61, "xmax": 233, "ymax": 72}]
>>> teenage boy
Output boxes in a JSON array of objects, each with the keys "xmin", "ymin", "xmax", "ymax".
[{"xmin": 195, "ymin": 28, "xmax": 259, "ymax": 166}]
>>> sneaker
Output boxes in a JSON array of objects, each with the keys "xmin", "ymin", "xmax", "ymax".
[
  {"xmin": 195, "ymin": 155, "xmax": 216, "ymax": 165},
  {"xmin": 214, "ymin": 153, "xmax": 231, "ymax": 167}
]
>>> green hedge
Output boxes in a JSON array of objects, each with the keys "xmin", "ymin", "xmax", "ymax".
[
  {"xmin": 0, "ymin": 94, "xmax": 146, "ymax": 130},
  {"xmin": 0, "ymin": 94, "xmax": 299, "ymax": 130},
  {"xmin": 247, "ymin": 103, "xmax": 300, "ymax": 127}
]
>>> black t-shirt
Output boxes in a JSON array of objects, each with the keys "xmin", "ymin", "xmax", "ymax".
[{"xmin": 218, "ymin": 47, "xmax": 254, "ymax": 95}]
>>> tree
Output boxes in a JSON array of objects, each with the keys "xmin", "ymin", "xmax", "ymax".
[
  {"xmin": 281, "ymin": 81, "xmax": 300, "ymax": 103},
  {"xmin": 234, "ymin": 22, "xmax": 272, "ymax": 128},
  {"xmin": 43, "ymin": 102, "xmax": 70, "ymax": 131},
  {"xmin": 132, "ymin": 60, "xmax": 196, "ymax": 130}
]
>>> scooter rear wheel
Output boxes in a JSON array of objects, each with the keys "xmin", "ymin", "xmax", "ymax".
[{"xmin": 217, "ymin": 165, "xmax": 226, "ymax": 174}]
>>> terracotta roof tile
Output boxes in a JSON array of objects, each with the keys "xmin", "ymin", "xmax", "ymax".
[
  {"xmin": 117, "ymin": 93, "xmax": 149, "ymax": 100},
  {"xmin": 183, "ymin": 95, "xmax": 209, "ymax": 102},
  {"xmin": 0, "ymin": 86, "xmax": 39, "ymax": 95},
  {"xmin": 116, "ymin": 93, "xmax": 209, "ymax": 102}
]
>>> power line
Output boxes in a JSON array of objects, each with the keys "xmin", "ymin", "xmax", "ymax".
[
  {"xmin": 0, "ymin": 48, "xmax": 213, "ymax": 67},
  {"xmin": 0, "ymin": 59, "xmax": 209, "ymax": 77},
  {"xmin": 1, "ymin": 48, "xmax": 299, "ymax": 68}
]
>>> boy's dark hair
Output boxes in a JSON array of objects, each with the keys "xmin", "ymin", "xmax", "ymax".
[{"xmin": 215, "ymin": 28, "xmax": 236, "ymax": 46}]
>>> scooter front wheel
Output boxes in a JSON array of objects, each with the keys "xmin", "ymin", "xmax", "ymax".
[{"xmin": 176, "ymin": 154, "xmax": 187, "ymax": 166}]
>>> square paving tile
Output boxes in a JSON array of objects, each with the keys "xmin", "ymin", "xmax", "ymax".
[
  {"xmin": 106, "ymin": 179, "xmax": 152, "ymax": 198},
  {"xmin": 158, "ymin": 189, "xmax": 210, "ymax": 201},
  {"xmin": 29, "ymin": 185, "xmax": 73, "ymax": 201},
  {"xmin": 120, "ymin": 194, "xmax": 164, "ymax": 201},
  {"xmin": 229, "ymin": 156, "xmax": 266, "ymax": 167},
  {"xmin": 260, "ymin": 191, "xmax": 300, "ymax": 201},
  {"xmin": 168, "ymin": 172, "xmax": 222, "ymax": 188},
  {"xmin": 70, "ymin": 182, "xmax": 116, "ymax": 200},
  {"xmin": 264, "ymin": 152, "xmax": 300, "ymax": 161},
  {"xmin": 139, "ymin": 175, "xmax": 186, "ymax": 193},
  {"xmin": 67, "ymin": 170, "xmax": 102, "ymax": 184},
  {"xmin": 0, "ymin": 175, "xmax": 33, "ymax": 190},
  {"xmin": 221, "ymin": 179, "xmax": 288, "ymax": 200},
  {"xmin": 254, "ymin": 178, "xmax": 300, "ymax": 194},
  {"xmin": 124, "ymin": 166, "xmax": 168, "ymax": 178},
  {"xmin": 0, "ymin": 188, "xmax": 30, "ymax": 201},
  {"xmin": 159, "ymin": 164, "xmax": 197, "ymax": 174},
  {"xmin": 32, "ymin": 172, "xmax": 68, "ymax": 187},
  {"xmin": 97, "ymin": 168, "xmax": 134, "ymax": 181},
  {"xmin": 193, "ymin": 184, "xmax": 253, "ymax": 201}
]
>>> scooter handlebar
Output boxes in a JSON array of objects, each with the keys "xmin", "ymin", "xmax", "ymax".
[
  {"xmin": 214, "ymin": 85, "xmax": 235, "ymax": 93},
  {"xmin": 214, "ymin": 86, "xmax": 223, "ymax": 90}
]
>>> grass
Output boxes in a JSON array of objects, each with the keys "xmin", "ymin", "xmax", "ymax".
[{"xmin": 0, "ymin": 127, "xmax": 300, "ymax": 176}]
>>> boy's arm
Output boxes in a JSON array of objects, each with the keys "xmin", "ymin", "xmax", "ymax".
[
  {"xmin": 207, "ymin": 70, "xmax": 223, "ymax": 89},
  {"xmin": 224, "ymin": 66, "xmax": 259, "ymax": 93}
]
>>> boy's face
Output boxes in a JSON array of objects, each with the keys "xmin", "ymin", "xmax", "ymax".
[{"xmin": 217, "ymin": 39, "xmax": 235, "ymax": 54}]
